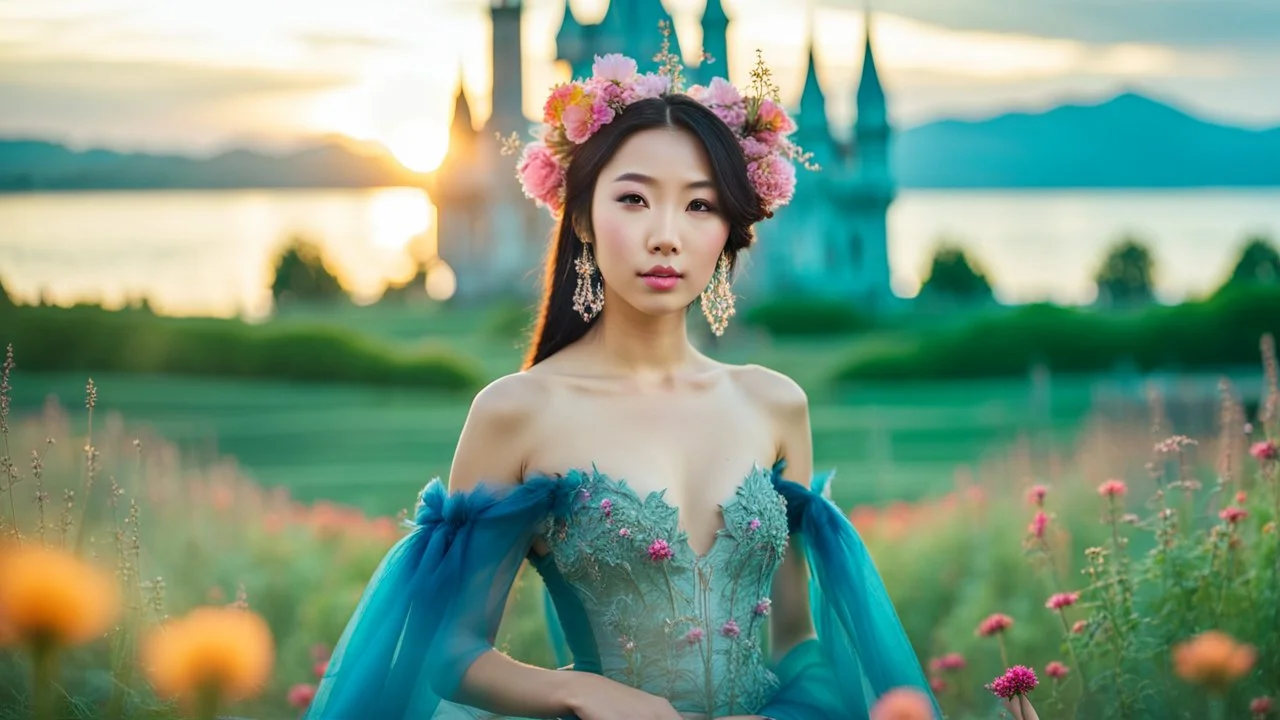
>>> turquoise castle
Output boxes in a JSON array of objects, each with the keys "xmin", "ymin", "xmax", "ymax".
[{"xmin": 431, "ymin": 0, "xmax": 896, "ymax": 310}]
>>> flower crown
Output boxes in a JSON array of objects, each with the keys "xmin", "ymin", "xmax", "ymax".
[{"xmin": 502, "ymin": 23, "xmax": 814, "ymax": 219}]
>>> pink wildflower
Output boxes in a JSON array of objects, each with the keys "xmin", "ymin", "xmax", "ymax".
[
  {"xmin": 647, "ymin": 538, "xmax": 674, "ymax": 561},
  {"xmin": 753, "ymin": 598, "xmax": 772, "ymax": 616},
  {"xmin": 1097, "ymin": 479, "xmax": 1128, "ymax": 498},
  {"xmin": 313, "ymin": 659, "xmax": 328, "ymax": 678},
  {"xmin": 720, "ymin": 620, "xmax": 741, "ymax": 638},
  {"xmin": 1046, "ymin": 592, "xmax": 1079, "ymax": 611},
  {"xmin": 618, "ymin": 527, "xmax": 630, "ymax": 537},
  {"xmin": 1236, "ymin": 490, "xmax": 1248, "ymax": 504},
  {"xmin": 1027, "ymin": 485, "xmax": 1048, "ymax": 507},
  {"xmin": 600, "ymin": 498, "xmax": 613, "ymax": 517},
  {"xmin": 591, "ymin": 53, "xmax": 636, "ymax": 82},
  {"xmin": 748, "ymin": 518, "xmax": 761, "ymax": 531},
  {"xmin": 684, "ymin": 627, "xmax": 704, "ymax": 645},
  {"xmin": 1071, "ymin": 620, "xmax": 1088, "ymax": 634},
  {"xmin": 287, "ymin": 683, "xmax": 317, "ymax": 709},
  {"xmin": 1028, "ymin": 510, "xmax": 1048, "ymax": 539},
  {"xmin": 1220, "ymin": 506, "xmax": 1248, "ymax": 524},
  {"xmin": 1251, "ymin": 440, "xmax": 1279, "ymax": 461},
  {"xmin": 929, "ymin": 653, "xmax": 966, "ymax": 672},
  {"xmin": 516, "ymin": 142, "xmax": 565, "ymax": 212},
  {"xmin": 1251, "ymin": 697, "xmax": 1273, "ymax": 718},
  {"xmin": 930, "ymin": 677, "xmax": 948, "ymax": 694},
  {"xmin": 977, "ymin": 613, "xmax": 1014, "ymax": 637},
  {"xmin": 986, "ymin": 665, "xmax": 1038, "ymax": 700},
  {"xmin": 1044, "ymin": 661, "xmax": 1070, "ymax": 680}
]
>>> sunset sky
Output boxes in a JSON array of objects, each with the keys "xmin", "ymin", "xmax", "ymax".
[{"xmin": 2, "ymin": 0, "xmax": 1278, "ymax": 172}]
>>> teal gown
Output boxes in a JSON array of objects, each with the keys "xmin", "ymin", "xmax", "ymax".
[{"xmin": 305, "ymin": 460, "xmax": 940, "ymax": 719}]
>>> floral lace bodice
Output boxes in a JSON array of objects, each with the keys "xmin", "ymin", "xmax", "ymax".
[{"xmin": 528, "ymin": 463, "xmax": 791, "ymax": 717}]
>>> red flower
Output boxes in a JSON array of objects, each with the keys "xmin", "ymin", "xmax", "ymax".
[
  {"xmin": 977, "ymin": 613, "xmax": 1014, "ymax": 637},
  {"xmin": 1250, "ymin": 440, "xmax": 1278, "ymax": 461},
  {"xmin": 986, "ymin": 665, "xmax": 1038, "ymax": 700},
  {"xmin": 1045, "ymin": 661, "xmax": 1070, "ymax": 680},
  {"xmin": 1097, "ymin": 479, "xmax": 1128, "ymax": 498},
  {"xmin": 1220, "ymin": 506, "xmax": 1249, "ymax": 524},
  {"xmin": 1026, "ymin": 485, "xmax": 1048, "ymax": 507},
  {"xmin": 929, "ymin": 652, "xmax": 966, "ymax": 672},
  {"xmin": 1251, "ymin": 696, "xmax": 1273, "ymax": 718},
  {"xmin": 287, "ymin": 683, "xmax": 317, "ymax": 709},
  {"xmin": 1046, "ymin": 592, "xmax": 1079, "ymax": 611}
]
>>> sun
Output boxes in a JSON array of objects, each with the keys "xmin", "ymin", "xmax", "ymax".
[{"xmin": 383, "ymin": 124, "xmax": 451, "ymax": 174}]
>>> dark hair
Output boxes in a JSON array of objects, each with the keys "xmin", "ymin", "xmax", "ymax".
[{"xmin": 521, "ymin": 94, "xmax": 766, "ymax": 369}]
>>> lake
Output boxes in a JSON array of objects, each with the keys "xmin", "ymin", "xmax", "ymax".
[{"xmin": 1, "ymin": 186, "xmax": 1278, "ymax": 318}]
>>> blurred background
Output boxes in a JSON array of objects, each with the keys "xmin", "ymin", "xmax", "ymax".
[{"xmin": 1, "ymin": 0, "xmax": 1279, "ymax": 717}]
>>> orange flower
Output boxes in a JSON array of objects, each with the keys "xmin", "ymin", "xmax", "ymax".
[
  {"xmin": 0, "ymin": 543, "xmax": 120, "ymax": 648},
  {"xmin": 870, "ymin": 687, "xmax": 936, "ymax": 720},
  {"xmin": 1172, "ymin": 630, "xmax": 1256, "ymax": 692},
  {"xmin": 141, "ymin": 606, "xmax": 274, "ymax": 706}
]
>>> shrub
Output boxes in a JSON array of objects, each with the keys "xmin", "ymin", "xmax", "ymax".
[{"xmin": 742, "ymin": 298, "xmax": 876, "ymax": 337}]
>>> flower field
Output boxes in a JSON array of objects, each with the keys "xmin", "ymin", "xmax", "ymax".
[{"xmin": 1, "ymin": 337, "xmax": 1278, "ymax": 719}]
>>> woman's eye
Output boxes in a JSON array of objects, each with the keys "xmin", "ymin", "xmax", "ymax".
[
  {"xmin": 689, "ymin": 199, "xmax": 716, "ymax": 213},
  {"xmin": 618, "ymin": 193, "xmax": 645, "ymax": 205}
]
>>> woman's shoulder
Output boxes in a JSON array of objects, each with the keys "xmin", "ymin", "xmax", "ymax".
[
  {"xmin": 723, "ymin": 362, "xmax": 808, "ymax": 414},
  {"xmin": 467, "ymin": 371, "xmax": 552, "ymax": 426}
]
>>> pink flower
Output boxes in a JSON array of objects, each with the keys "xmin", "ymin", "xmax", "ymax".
[
  {"xmin": 1027, "ymin": 485, "xmax": 1048, "ymax": 507},
  {"xmin": 710, "ymin": 102, "xmax": 747, "ymax": 128},
  {"xmin": 516, "ymin": 142, "xmax": 565, "ymax": 212},
  {"xmin": 1046, "ymin": 592, "xmax": 1079, "ymax": 611},
  {"xmin": 543, "ymin": 82, "xmax": 581, "ymax": 124},
  {"xmin": 929, "ymin": 653, "xmax": 966, "ymax": 672},
  {"xmin": 618, "ymin": 527, "xmax": 631, "ymax": 537},
  {"xmin": 720, "ymin": 620, "xmax": 741, "ymax": 638},
  {"xmin": 930, "ymin": 677, "xmax": 948, "ymax": 694},
  {"xmin": 562, "ymin": 94, "xmax": 615, "ymax": 143},
  {"xmin": 1251, "ymin": 440, "xmax": 1279, "ymax": 461},
  {"xmin": 1045, "ymin": 661, "xmax": 1070, "ymax": 680},
  {"xmin": 1097, "ymin": 479, "xmax": 1128, "ymax": 498},
  {"xmin": 600, "ymin": 498, "xmax": 613, "ymax": 517},
  {"xmin": 647, "ymin": 538, "xmax": 674, "ymax": 561},
  {"xmin": 1071, "ymin": 620, "xmax": 1088, "ymax": 634},
  {"xmin": 309, "ymin": 643, "xmax": 330, "ymax": 663},
  {"xmin": 1251, "ymin": 696, "xmax": 1273, "ymax": 717},
  {"xmin": 977, "ymin": 613, "xmax": 1013, "ymax": 637},
  {"xmin": 739, "ymin": 136, "xmax": 771, "ymax": 161},
  {"xmin": 287, "ymin": 683, "xmax": 317, "ymax": 709},
  {"xmin": 754, "ymin": 98, "xmax": 795, "ymax": 136},
  {"xmin": 591, "ymin": 53, "xmax": 636, "ymax": 82},
  {"xmin": 701, "ymin": 77, "xmax": 742, "ymax": 106},
  {"xmin": 1028, "ymin": 510, "xmax": 1048, "ymax": 539},
  {"xmin": 753, "ymin": 598, "xmax": 772, "ymax": 616},
  {"xmin": 1220, "ymin": 506, "xmax": 1248, "ymax": 524},
  {"xmin": 1236, "ymin": 490, "xmax": 1248, "ymax": 504},
  {"xmin": 748, "ymin": 518, "xmax": 761, "ymax": 531},
  {"xmin": 624, "ymin": 72, "xmax": 670, "ymax": 102},
  {"xmin": 869, "ymin": 687, "xmax": 935, "ymax": 720},
  {"xmin": 313, "ymin": 659, "xmax": 328, "ymax": 678},
  {"xmin": 748, "ymin": 154, "xmax": 796, "ymax": 212},
  {"xmin": 684, "ymin": 627, "xmax": 704, "ymax": 645},
  {"xmin": 986, "ymin": 665, "xmax": 1038, "ymax": 700}
]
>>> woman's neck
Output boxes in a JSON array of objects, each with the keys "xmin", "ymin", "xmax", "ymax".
[{"xmin": 585, "ymin": 303, "xmax": 697, "ymax": 380}]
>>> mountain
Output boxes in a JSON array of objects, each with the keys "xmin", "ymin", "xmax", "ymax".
[
  {"xmin": 892, "ymin": 92, "xmax": 1280, "ymax": 188},
  {"xmin": 3, "ymin": 92, "xmax": 1278, "ymax": 191},
  {"xmin": 0, "ymin": 137, "xmax": 429, "ymax": 191}
]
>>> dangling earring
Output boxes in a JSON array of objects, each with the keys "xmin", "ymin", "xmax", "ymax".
[
  {"xmin": 700, "ymin": 253, "xmax": 735, "ymax": 336},
  {"xmin": 572, "ymin": 243, "xmax": 604, "ymax": 322}
]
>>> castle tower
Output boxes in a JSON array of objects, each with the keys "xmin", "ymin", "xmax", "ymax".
[
  {"xmin": 690, "ymin": 0, "xmax": 729, "ymax": 86},
  {"xmin": 846, "ymin": 7, "xmax": 896, "ymax": 307},
  {"xmin": 431, "ymin": 74, "xmax": 489, "ymax": 299},
  {"xmin": 558, "ymin": 0, "xmax": 683, "ymax": 78},
  {"xmin": 489, "ymin": 0, "xmax": 525, "ymax": 137}
]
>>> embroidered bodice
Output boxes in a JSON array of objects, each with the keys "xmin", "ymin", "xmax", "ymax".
[{"xmin": 528, "ymin": 463, "xmax": 790, "ymax": 717}]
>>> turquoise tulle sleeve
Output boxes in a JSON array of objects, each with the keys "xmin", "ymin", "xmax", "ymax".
[
  {"xmin": 304, "ymin": 476, "xmax": 567, "ymax": 720},
  {"xmin": 759, "ymin": 466, "xmax": 942, "ymax": 719}
]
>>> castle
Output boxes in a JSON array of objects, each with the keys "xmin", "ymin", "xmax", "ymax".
[{"xmin": 430, "ymin": 0, "xmax": 896, "ymax": 309}]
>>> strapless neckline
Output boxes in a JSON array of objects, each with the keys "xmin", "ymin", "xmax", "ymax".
[{"xmin": 528, "ymin": 460, "xmax": 782, "ymax": 562}]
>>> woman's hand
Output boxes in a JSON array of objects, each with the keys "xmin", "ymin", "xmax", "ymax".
[
  {"xmin": 560, "ymin": 671, "xmax": 684, "ymax": 720},
  {"xmin": 1002, "ymin": 695, "xmax": 1041, "ymax": 720}
]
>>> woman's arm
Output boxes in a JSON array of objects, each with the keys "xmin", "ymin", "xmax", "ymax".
[
  {"xmin": 748, "ymin": 367, "xmax": 817, "ymax": 663},
  {"xmin": 442, "ymin": 374, "xmax": 584, "ymax": 716}
]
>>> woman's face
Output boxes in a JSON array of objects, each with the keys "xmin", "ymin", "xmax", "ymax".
[{"xmin": 588, "ymin": 127, "xmax": 731, "ymax": 322}]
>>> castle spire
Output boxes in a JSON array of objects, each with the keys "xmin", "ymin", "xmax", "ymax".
[
  {"xmin": 855, "ymin": 4, "xmax": 887, "ymax": 133},
  {"xmin": 797, "ymin": 3, "xmax": 826, "ymax": 133},
  {"xmin": 449, "ymin": 64, "xmax": 474, "ymax": 135},
  {"xmin": 694, "ymin": 0, "xmax": 730, "ymax": 85}
]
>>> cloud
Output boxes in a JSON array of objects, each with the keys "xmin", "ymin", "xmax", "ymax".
[{"xmin": 821, "ymin": 0, "xmax": 1280, "ymax": 50}]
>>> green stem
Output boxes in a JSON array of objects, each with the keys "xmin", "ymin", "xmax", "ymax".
[
  {"xmin": 1208, "ymin": 694, "xmax": 1226, "ymax": 720},
  {"xmin": 195, "ymin": 683, "xmax": 220, "ymax": 720},
  {"xmin": 31, "ymin": 641, "xmax": 57, "ymax": 720},
  {"xmin": 1058, "ymin": 611, "xmax": 1088, "ymax": 687},
  {"xmin": 997, "ymin": 634, "xmax": 1009, "ymax": 668}
]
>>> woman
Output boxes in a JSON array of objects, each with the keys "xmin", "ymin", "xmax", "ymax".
[{"xmin": 305, "ymin": 52, "xmax": 1034, "ymax": 720}]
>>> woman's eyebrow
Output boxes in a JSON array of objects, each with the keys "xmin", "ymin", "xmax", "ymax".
[{"xmin": 612, "ymin": 172, "xmax": 715, "ymax": 190}]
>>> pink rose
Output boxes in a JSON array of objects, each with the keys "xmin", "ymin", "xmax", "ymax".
[
  {"xmin": 516, "ymin": 142, "xmax": 564, "ymax": 212},
  {"xmin": 592, "ymin": 53, "xmax": 637, "ymax": 82},
  {"xmin": 543, "ymin": 82, "xmax": 580, "ymax": 124},
  {"xmin": 562, "ymin": 93, "xmax": 615, "ymax": 144},
  {"xmin": 755, "ymin": 98, "xmax": 795, "ymax": 135}
]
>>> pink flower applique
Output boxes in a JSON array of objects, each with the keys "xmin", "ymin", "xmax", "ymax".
[{"xmin": 647, "ymin": 538, "xmax": 674, "ymax": 561}]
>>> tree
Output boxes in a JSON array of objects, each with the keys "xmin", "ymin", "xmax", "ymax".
[
  {"xmin": 1094, "ymin": 236, "xmax": 1155, "ymax": 307},
  {"xmin": 919, "ymin": 242, "xmax": 994, "ymax": 303},
  {"xmin": 1221, "ymin": 234, "xmax": 1280, "ymax": 291},
  {"xmin": 269, "ymin": 236, "xmax": 347, "ymax": 306}
]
